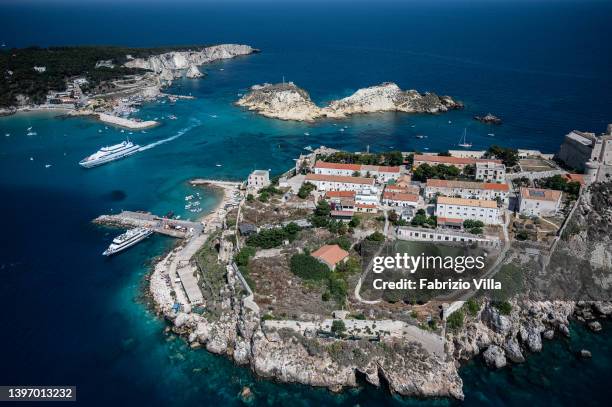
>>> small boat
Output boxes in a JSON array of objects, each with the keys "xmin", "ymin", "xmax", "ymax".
[
  {"xmin": 488, "ymin": 133, "xmax": 495, "ymax": 137},
  {"xmin": 98, "ymin": 129, "xmax": 102, "ymax": 133},
  {"xmin": 168, "ymin": 115, "xmax": 177, "ymax": 120},
  {"xmin": 458, "ymin": 128, "xmax": 473, "ymax": 148},
  {"xmin": 304, "ymin": 132, "xmax": 310, "ymax": 136},
  {"xmin": 304, "ymin": 145, "xmax": 313, "ymax": 151},
  {"xmin": 121, "ymin": 129, "xmax": 125, "ymax": 133},
  {"xmin": 411, "ymin": 125, "xmax": 416, "ymax": 128},
  {"xmin": 45, "ymin": 164, "xmax": 52, "ymax": 168},
  {"xmin": 29, "ymin": 157, "xmax": 34, "ymax": 161},
  {"xmin": 26, "ymin": 131, "xmax": 37, "ymax": 136},
  {"xmin": 424, "ymin": 147, "xmax": 430, "ymax": 150},
  {"xmin": 216, "ymin": 164, "xmax": 222, "ymax": 167},
  {"xmin": 27, "ymin": 126, "xmax": 32, "ymax": 131},
  {"xmin": 5, "ymin": 133, "xmax": 9, "ymax": 137},
  {"xmin": 185, "ymin": 195, "xmax": 194, "ymax": 201},
  {"xmin": 211, "ymin": 115, "xmax": 218, "ymax": 118},
  {"xmin": 339, "ymin": 128, "xmax": 345, "ymax": 132},
  {"xmin": 415, "ymin": 134, "xmax": 426, "ymax": 139},
  {"xmin": 448, "ymin": 120, "xmax": 452, "ymax": 124}
]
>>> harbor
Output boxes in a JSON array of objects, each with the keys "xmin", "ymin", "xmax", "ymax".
[{"xmin": 94, "ymin": 210, "xmax": 203, "ymax": 238}]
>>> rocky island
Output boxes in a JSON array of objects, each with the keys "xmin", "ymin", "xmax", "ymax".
[
  {"xmin": 236, "ymin": 82, "xmax": 463, "ymax": 121},
  {"xmin": 136, "ymin": 142, "xmax": 612, "ymax": 401}
]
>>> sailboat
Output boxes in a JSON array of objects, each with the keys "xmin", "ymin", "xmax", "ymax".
[{"xmin": 458, "ymin": 128, "xmax": 472, "ymax": 148}]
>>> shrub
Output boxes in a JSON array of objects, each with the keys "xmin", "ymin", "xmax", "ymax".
[
  {"xmin": 446, "ymin": 310, "xmax": 464, "ymax": 330},
  {"xmin": 348, "ymin": 215, "xmax": 361, "ymax": 228},
  {"xmin": 331, "ymin": 320, "xmax": 347, "ymax": 335},
  {"xmin": 289, "ymin": 254, "xmax": 329, "ymax": 281},
  {"xmin": 366, "ymin": 231, "xmax": 385, "ymax": 242},
  {"xmin": 492, "ymin": 301, "xmax": 512, "ymax": 315},
  {"xmin": 247, "ymin": 223, "xmax": 300, "ymax": 249},
  {"xmin": 246, "ymin": 194, "xmax": 254, "ymax": 202},
  {"xmin": 298, "ymin": 182, "xmax": 315, "ymax": 199},
  {"xmin": 328, "ymin": 235, "xmax": 352, "ymax": 251},
  {"xmin": 234, "ymin": 246, "xmax": 256, "ymax": 266},
  {"xmin": 466, "ymin": 299, "xmax": 480, "ymax": 316}
]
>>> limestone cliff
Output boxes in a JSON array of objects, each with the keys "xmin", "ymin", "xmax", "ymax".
[
  {"xmin": 236, "ymin": 82, "xmax": 462, "ymax": 121},
  {"xmin": 124, "ymin": 44, "xmax": 257, "ymax": 83}
]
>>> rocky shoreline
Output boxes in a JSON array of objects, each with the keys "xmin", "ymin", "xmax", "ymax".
[{"xmin": 236, "ymin": 82, "xmax": 463, "ymax": 121}]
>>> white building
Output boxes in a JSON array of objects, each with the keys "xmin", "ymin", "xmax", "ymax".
[
  {"xmin": 435, "ymin": 196, "xmax": 502, "ymax": 225},
  {"xmin": 448, "ymin": 150, "xmax": 486, "ymax": 159},
  {"xmin": 425, "ymin": 179, "xmax": 509, "ymax": 203},
  {"xmin": 247, "ymin": 170, "xmax": 270, "ymax": 189},
  {"xmin": 413, "ymin": 154, "xmax": 501, "ymax": 170},
  {"xmin": 556, "ymin": 125, "xmax": 612, "ymax": 183},
  {"xmin": 396, "ymin": 226, "xmax": 501, "ymax": 248},
  {"xmin": 313, "ymin": 161, "xmax": 401, "ymax": 183},
  {"xmin": 518, "ymin": 187, "xmax": 562, "ymax": 217},
  {"xmin": 476, "ymin": 161, "xmax": 506, "ymax": 183},
  {"xmin": 305, "ymin": 173, "xmax": 375, "ymax": 192}
]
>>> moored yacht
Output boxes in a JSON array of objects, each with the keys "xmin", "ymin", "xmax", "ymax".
[
  {"xmin": 103, "ymin": 227, "xmax": 153, "ymax": 256},
  {"xmin": 79, "ymin": 140, "xmax": 141, "ymax": 168}
]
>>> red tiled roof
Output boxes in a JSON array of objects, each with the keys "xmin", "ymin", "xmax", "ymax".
[
  {"xmin": 305, "ymin": 173, "xmax": 375, "ymax": 185},
  {"xmin": 437, "ymin": 217, "xmax": 464, "ymax": 225},
  {"xmin": 426, "ymin": 179, "xmax": 509, "ymax": 192},
  {"xmin": 519, "ymin": 187, "xmax": 562, "ymax": 202},
  {"xmin": 311, "ymin": 244, "xmax": 349, "ymax": 267},
  {"xmin": 383, "ymin": 191, "xmax": 419, "ymax": 202},
  {"xmin": 314, "ymin": 161, "xmax": 361, "ymax": 171},
  {"xmin": 325, "ymin": 190, "xmax": 356, "ymax": 198},
  {"xmin": 564, "ymin": 173, "xmax": 585, "ymax": 185}
]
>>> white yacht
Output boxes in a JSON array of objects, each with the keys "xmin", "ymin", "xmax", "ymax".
[
  {"xmin": 79, "ymin": 140, "xmax": 141, "ymax": 168},
  {"xmin": 103, "ymin": 228, "xmax": 153, "ymax": 256}
]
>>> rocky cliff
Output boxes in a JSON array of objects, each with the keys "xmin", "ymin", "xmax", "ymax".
[
  {"xmin": 124, "ymin": 44, "xmax": 257, "ymax": 83},
  {"xmin": 236, "ymin": 82, "xmax": 462, "ymax": 121}
]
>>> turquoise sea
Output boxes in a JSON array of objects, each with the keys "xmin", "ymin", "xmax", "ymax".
[{"xmin": 1, "ymin": 0, "xmax": 612, "ymax": 405}]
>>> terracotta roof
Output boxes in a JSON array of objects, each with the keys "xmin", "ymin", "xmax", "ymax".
[
  {"xmin": 437, "ymin": 217, "xmax": 464, "ymax": 225},
  {"xmin": 383, "ymin": 191, "xmax": 419, "ymax": 202},
  {"xmin": 314, "ymin": 161, "xmax": 361, "ymax": 171},
  {"xmin": 356, "ymin": 203, "xmax": 378, "ymax": 209},
  {"xmin": 564, "ymin": 173, "xmax": 585, "ymax": 186},
  {"xmin": 315, "ymin": 161, "xmax": 401, "ymax": 173},
  {"xmin": 519, "ymin": 187, "xmax": 562, "ymax": 202},
  {"xmin": 305, "ymin": 173, "xmax": 375, "ymax": 185},
  {"xmin": 311, "ymin": 244, "xmax": 349, "ymax": 267},
  {"xmin": 361, "ymin": 164, "xmax": 401, "ymax": 173},
  {"xmin": 426, "ymin": 179, "xmax": 509, "ymax": 192},
  {"xmin": 331, "ymin": 210, "xmax": 354, "ymax": 217},
  {"xmin": 324, "ymin": 190, "xmax": 356, "ymax": 198},
  {"xmin": 437, "ymin": 196, "xmax": 498, "ymax": 208},
  {"xmin": 414, "ymin": 154, "xmax": 501, "ymax": 166}
]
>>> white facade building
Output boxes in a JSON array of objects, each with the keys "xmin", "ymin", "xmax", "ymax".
[
  {"xmin": 475, "ymin": 161, "xmax": 506, "ymax": 183},
  {"xmin": 518, "ymin": 187, "xmax": 562, "ymax": 217},
  {"xmin": 305, "ymin": 173, "xmax": 375, "ymax": 192},
  {"xmin": 381, "ymin": 191, "xmax": 419, "ymax": 208},
  {"xmin": 435, "ymin": 196, "xmax": 502, "ymax": 225},
  {"xmin": 425, "ymin": 179, "xmax": 509, "ymax": 203},
  {"xmin": 248, "ymin": 170, "xmax": 270, "ymax": 189},
  {"xmin": 313, "ymin": 161, "xmax": 401, "ymax": 183}
]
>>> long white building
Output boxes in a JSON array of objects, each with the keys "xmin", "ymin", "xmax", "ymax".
[
  {"xmin": 313, "ymin": 161, "xmax": 401, "ymax": 183},
  {"xmin": 425, "ymin": 179, "xmax": 509, "ymax": 203},
  {"xmin": 305, "ymin": 173, "xmax": 375, "ymax": 192},
  {"xmin": 435, "ymin": 196, "xmax": 502, "ymax": 225}
]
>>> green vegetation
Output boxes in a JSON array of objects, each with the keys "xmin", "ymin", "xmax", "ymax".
[
  {"xmin": 298, "ymin": 182, "xmax": 315, "ymax": 199},
  {"xmin": 246, "ymin": 193, "xmax": 254, "ymax": 202},
  {"xmin": 466, "ymin": 299, "xmax": 480, "ymax": 316},
  {"xmin": 321, "ymin": 150, "xmax": 404, "ymax": 166},
  {"xmin": 310, "ymin": 200, "xmax": 331, "ymax": 227},
  {"xmin": 446, "ymin": 310, "xmax": 464, "ymax": 330},
  {"xmin": 331, "ymin": 320, "xmax": 347, "ymax": 336},
  {"xmin": 412, "ymin": 163, "xmax": 461, "ymax": 182},
  {"xmin": 335, "ymin": 256, "xmax": 361, "ymax": 274},
  {"xmin": 0, "ymin": 45, "xmax": 212, "ymax": 106},
  {"xmin": 327, "ymin": 235, "xmax": 352, "ymax": 251},
  {"xmin": 515, "ymin": 230, "xmax": 529, "ymax": 241},
  {"xmin": 366, "ymin": 231, "xmax": 385, "ymax": 242},
  {"xmin": 234, "ymin": 246, "xmax": 256, "ymax": 267},
  {"xmin": 492, "ymin": 301, "xmax": 513, "ymax": 315},
  {"xmin": 463, "ymin": 219, "xmax": 484, "ymax": 234},
  {"xmin": 290, "ymin": 253, "xmax": 330, "ymax": 281},
  {"xmin": 246, "ymin": 222, "xmax": 300, "ymax": 249},
  {"xmin": 388, "ymin": 210, "xmax": 409, "ymax": 226},
  {"xmin": 485, "ymin": 145, "xmax": 519, "ymax": 167},
  {"xmin": 348, "ymin": 215, "xmax": 361, "ymax": 228},
  {"xmin": 411, "ymin": 209, "xmax": 437, "ymax": 227},
  {"xmin": 539, "ymin": 174, "xmax": 580, "ymax": 199}
]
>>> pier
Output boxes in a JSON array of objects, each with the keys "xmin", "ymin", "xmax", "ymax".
[{"xmin": 94, "ymin": 210, "xmax": 203, "ymax": 238}]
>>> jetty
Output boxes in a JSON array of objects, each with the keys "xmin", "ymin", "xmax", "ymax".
[{"xmin": 94, "ymin": 210, "xmax": 203, "ymax": 238}]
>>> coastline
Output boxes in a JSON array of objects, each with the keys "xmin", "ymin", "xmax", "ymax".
[{"xmin": 69, "ymin": 111, "xmax": 160, "ymax": 130}]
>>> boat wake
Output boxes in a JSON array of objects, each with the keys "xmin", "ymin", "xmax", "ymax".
[{"xmin": 138, "ymin": 120, "xmax": 200, "ymax": 152}]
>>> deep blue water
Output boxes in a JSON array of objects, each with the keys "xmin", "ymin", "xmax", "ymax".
[{"xmin": 1, "ymin": 0, "xmax": 612, "ymax": 405}]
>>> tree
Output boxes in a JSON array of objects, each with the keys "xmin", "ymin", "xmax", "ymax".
[
  {"xmin": 486, "ymin": 145, "xmax": 519, "ymax": 167},
  {"xmin": 298, "ymin": 182, "xmax": 315, "ymax": 199},
  {"xmin": 331, "ymin": 320, "xmax": 347, "ymax": 335},
  {"xmin": 366, "ymin": 231, "xmax": 385, "ymax": 242},
  {"xmin": 235, "ymin": 246, "xmax": 256, "ymax": 266},
  {"xmin": 348, "ymin": 215, "xmax": 361, "ymax": 228},
  {"xmin": 246, "ymin": 193, "xmax": 254, "ymax": 202},
  {"xmin": 446, "ymin": 310, "xmax": 464, "ymax": 330}
]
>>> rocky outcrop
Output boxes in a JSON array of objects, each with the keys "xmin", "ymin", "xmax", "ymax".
[
  {"xmin": 236, "ymin": 82, "xmax": 462, "ymax": 122},
  {"xmin": 124, "ymin": 44, "xmax": 256, "ymax": 83},
  {"xmin": 186, "ymin": 65, "xmax": 203, "ymax": 79},
  {"xmin": 483, "ymin": 345, "xmax": 507, "ymax": 369}
]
